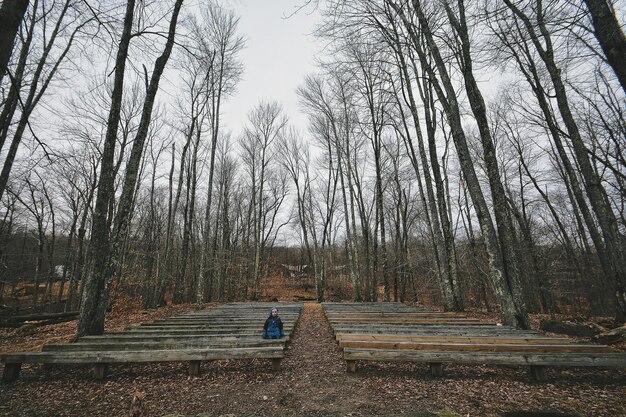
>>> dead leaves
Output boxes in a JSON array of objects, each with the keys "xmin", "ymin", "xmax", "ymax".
[{"xmin": 0, "ymin": 302, "xmax": 624, "ymax": 417}]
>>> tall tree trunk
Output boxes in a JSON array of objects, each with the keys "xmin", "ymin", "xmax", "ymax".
[
  {"xmin": 0, "ymin": 0, "xmax": 37, "ymax": 153},
  {"xmin": 68, "ymin": 177, "xmax": 94, "ymax": 312},
  {"xmin": 174, "ymin": 156, "xmax": 192, "ymax": 304},
  {"xmin": 391, "ymin": 30, "xmax": 458, "ymax": 310},
  {"xmin": 375, "ymin": 149, "xmax": 390, "ymax": 302},
  {"xmin": 420, "ymin": 72, "xmax": 463, "ymax": 310},
  {"xmin": 183, "ymin": 127, "xmax": 201, "ymax": 302},
  {"xmin": 155, "ymin": 141, "xmax": 188, "ymax": 306},
  {"xmin": 444, "ymin": 0, "xmax": 528, "ymax": 326},
  {"xmin": 198, "ymin": 55, "xmax": 222, "ymax": 304},
  {"xmin": 336, "ymin": 139, "xmax": 360, "ymax": 301},
  {"xmin": 0, "ymin": 0, "xmax": 29, "ymax": 83},
  {"xmin": 391, "ymin": 0, "xmax": 529, "ymax": 328},
  {"xmin": 77, "ymin": 0, "xmax": 136, "ymax": 337},
  {"xmin": 582, "ymin": 0, "xmax": 626, "ymax": 93},
  {"xmin": 78, "ymin": 0, "xmax": 184, "ymax": 335},
  {"xmin": 325, "ymin": 76, "xmax": 361, "ymax": 300}
]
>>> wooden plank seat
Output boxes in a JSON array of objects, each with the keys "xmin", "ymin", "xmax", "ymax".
[
  {"xmin": 75, "ymin": 332, "xmax": 291, "ymax": 341},
  {"xmin": 136, "ymin": 320, "xmax": 299, "ymax": 327},
  {"xmin": 127, "ymin": 322, "xmax": 297, "ymax": 329},
  {"xmin": 156, "ymin": 310, "xmax": 302, "ymax": 316},
  {"xmin": 330, "ymin": 326, "xmax": 519, "ymax": 333},
  {"xmin": 322, "ymin": 303, "xmax": 626, "ymax": 380},
  {"xmin": 138, "ymin": 316, "xmax": 301, "ymax": 321},
  {"xmin": 135, "ymin": 323, "xmax": 294, "ymax": 328},
  {"xmin": 326, "ymin": 312, "xmax": 467, "ymax": 316},
  {"xmin": 2, "ymin": 346, "xmax": 284, "ymax": 382},
  {"xmin": 66, "ymin": 335, "xmax": 291, "ymax": 344},
  {"xmin": 329, "ymin": 322, "xmax": 498, "ymax": 328},
  {"xmin": 327, "ymin": 317, "xmax": 484, "ymax": 324},
  {"xmin": 321, "ymin": 302, "xmax": 421, "ymax": 308},
  {"xmin": 343, "ymin": 348, "xmax": 626, "ymax": 378},
  {"xmin": 330, "ymin": 327, "xmax": 532, "ymax": 336},
  {"xmin": 41, "ymin": 335, "xmax": 291, "ymax": 351},
  {"xmin": 329, "ymin": 319, "xmax": 497, "ymax": 328},
  {"xmin": 2, "ymin": 302, "xmax": 302, "ymax": 383},
  {"xmin": 138, "ymin": 315, "xmax": 301, "ymax": 321},
  {"xmin": 140, "ymin": 319, "xmax": 300, "ymax": 325},
  {"xmin": 118, "ymin": 327, "xmax": 295, "ymax": 335},
  {"xmin": 339, "ymin": 340, "xmax": 615, "ymax": 353},
  {"xmin": 336, "ymin": 333, "xmax": 573, "ymax": 344}
]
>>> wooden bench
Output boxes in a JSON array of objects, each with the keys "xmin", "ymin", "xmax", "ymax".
[
  {"xmin": 2, "ymin": 346, "xmax": 284, "ymax": 382},
  {"xmin": 341, "ymin": 347, "xmax": 626, "ymax": 379},
  {"xmin": 42, "ymin": 335, "xmax": 290, "ymax": 351},
  {"xmin": 2, "ymin": 302, "xmax": 302, "ymax": 382},
  {"xmin": 323, "ymin": 303, "xmax": 626, "ymax": 380}
]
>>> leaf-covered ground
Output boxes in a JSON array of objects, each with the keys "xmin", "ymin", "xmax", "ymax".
[{"xmin": 0, "ymin": 302, "xmax": 624, "ymax": 417}]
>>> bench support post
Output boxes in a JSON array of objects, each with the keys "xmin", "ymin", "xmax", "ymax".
[
  {"xmin": 429, "ymin": 362, "xmax": 443, "ymax": 377},
  {"xmin": 271, "ymin": 358, "xmax": 281, "ymax": 372},
  {"xmin": 346, "ymin": 360, "xmax": 357, "ymax": 373},
  {"xmin": 530, "ymin": 365, "xmax": 547, "ymax": 382},
  {"xmin": 3, "ymin": 363, "xmax": 21, "ymax": 383},
  {"xmin": 93, "ymin": 363, "xmax": 108, "ymax": 380},
  {"xmin": 188, "ymin": 360, "xmax": 201, "ymax": 376}
]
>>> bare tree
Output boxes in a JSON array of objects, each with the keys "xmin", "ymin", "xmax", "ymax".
[
  {"xmin": 153, "ymin": 141, "xmax": 187, "ymax": 307},
  {"xmin": 0, "ymin": 0, "xmax": 96, "ymax": 203},
  {"xmin": 7, "ymin": 172, "xmax": 56, "ymax": 309},
  {"xmin": 502, "ymin": 0, "xmax": 626, "ymax": 322},
  {"xmin": 347, "ymin": 40, "xmax": 391, "ymax": 301},
  {"xmin": 240, "ymin": 100, "xmax": 288, "ymax": 299},
  {"xmin": 297, "ymin": 72, "xmax": 364, "ymax": 300},
  {"xmin": 192, "ymin": 2, "xmax": 244, "ymax": 304},
  {"xmin": 380, "ymin": 0, "xmax": 529, "ymax": 327},
  {"xmin": 78, "ymin": 0, "xmax": 184, "ymax": 336},
  {"xmin": 278, "ymin": 127, "xmax": 315, "ymax": 291}
]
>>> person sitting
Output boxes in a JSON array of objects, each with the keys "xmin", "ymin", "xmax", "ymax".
[{"xmin": 262, "ymin": 307, "xmax": 284, "ymax": 339}]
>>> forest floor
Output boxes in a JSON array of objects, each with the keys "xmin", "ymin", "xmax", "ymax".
[{"xmin": 0, "ymin": 286, "xmax": 625, "ymax": 416}]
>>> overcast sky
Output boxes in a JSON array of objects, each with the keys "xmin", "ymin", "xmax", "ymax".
[{"xmin": 219, "ymin": 0, "xmax": 324, "ymax": 137}]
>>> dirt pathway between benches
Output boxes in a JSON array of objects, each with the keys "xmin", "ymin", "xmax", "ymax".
[
  {"xmin": 259, "ymin": 302, "xmax": 399, "ymax": 416},
  {"xmin": 1, "ymin": 302, "xmax": 625, "ymax": 417}
]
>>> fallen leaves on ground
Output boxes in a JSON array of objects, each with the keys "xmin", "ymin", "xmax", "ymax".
[{"xmin": 0, "ymin": 302, "xmax": 624, "ymax": 417}]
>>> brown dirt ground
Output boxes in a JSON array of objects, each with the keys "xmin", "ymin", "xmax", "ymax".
[{"xmin": 0, "ymin": 302, "xmax": 625, "ymax": 417}]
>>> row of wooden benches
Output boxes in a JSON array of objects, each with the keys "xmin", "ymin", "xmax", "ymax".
[
  {"xmin": 322, "ymin": 302, "xmax": 626, "ymax": 380},
  {"xmin": 3, "ymin": 302, "xmax": 625, "ymax": 383},
  {"xmin": 1, "ymin": 302, "xmax": 302, "ymax": 382}
]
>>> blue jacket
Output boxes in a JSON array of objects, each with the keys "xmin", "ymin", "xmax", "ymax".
[{"xmin": 262, "ymin": 309, "xmax": 284, "ymax": 339}]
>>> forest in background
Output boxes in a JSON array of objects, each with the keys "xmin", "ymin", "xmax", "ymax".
[{"xmin": 0, "ymin": 0, "xmax": 624, "ymax": 335}]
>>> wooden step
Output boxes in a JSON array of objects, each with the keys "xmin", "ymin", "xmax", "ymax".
[
  {"xmin": 2, "ymin": 347, "xmax": 284, "ymax": 364},
  {"xmin": 339, "ymin": 340, "xmax": 615, "ymax": 353},
  {"xmin": 335, "ymin": 333, "xmax": 572, "ymax": 344},
  {"xmin": 43, "ymin": 338, "xmax": 286, "ymax": 352},
  {"xmin": 325, "ymin": 312, "xmax": 466, "ymax": 318},
  {"xmin": 78, "ymin": 333, "xmax": 288, "ymax": 342},
  {"xmin": 342, "ymin": 348, "xmax": 626, "ymax": 367}
]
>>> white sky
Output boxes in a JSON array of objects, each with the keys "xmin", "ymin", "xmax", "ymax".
[{"xmin": 219, "ymin": 0, "xmax": 324, "ymax": 137}]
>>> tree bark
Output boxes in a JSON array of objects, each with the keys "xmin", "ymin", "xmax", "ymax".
[
  {"xmin": 78, "ymin": 0, "xmax": 184, "ymax": 336},
  {"xmin": 0, "ymin": 0, "xmax": 28, "ymax": 83},
  {"xmin": 583, "ymin": 0, "xmax": 626, "ymax": 93},
  {"xmin": 443, "ymin": 0, "xmax": 529, "ymax": 327},
  {"xmin": 390, "ymin": 0, "xmax": 529, "ymax": 328},
  {"xmin": 77, "ymin": 0, "xmax": 136, "ymax": 337}
]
